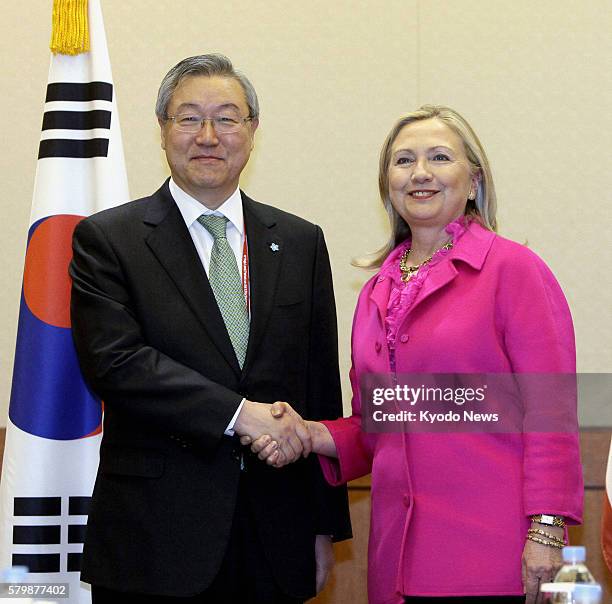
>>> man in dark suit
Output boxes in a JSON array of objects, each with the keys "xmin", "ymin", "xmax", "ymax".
[{"xmin": 70, "ymin": 54, "xmax": 351, "ymax": 604}]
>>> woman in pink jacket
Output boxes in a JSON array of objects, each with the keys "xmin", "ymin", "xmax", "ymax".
[{"xmin": 246, "ymin": 105, "xmax": 583, "ymax": 604}]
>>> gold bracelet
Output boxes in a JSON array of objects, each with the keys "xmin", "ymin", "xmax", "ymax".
[
  {"xmin": 530, "ymin": 514, "xmax": 566, "ymax": 528},
  {"xmin": 527, "ymin": 528, "xmax": 566, "ymax": 545},
  {"xmin": 526, "ymin": 534, "xmax": 564, "ymax": 549}
]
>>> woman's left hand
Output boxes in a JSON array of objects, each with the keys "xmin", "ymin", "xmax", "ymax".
[{"xmin": 521, "ymin": 535, "xmax": 563, "ymax": 604}]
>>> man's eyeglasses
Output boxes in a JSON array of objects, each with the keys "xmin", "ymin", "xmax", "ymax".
[{"xmin": 165, "ymin": 113, "xmax": 253, "ymax": 135}]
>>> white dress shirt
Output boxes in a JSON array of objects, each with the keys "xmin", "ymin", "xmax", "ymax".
[
  {"xmin": 169, "ymin": 178, "xmax": 246, "ymax": 435},
  {"xmin": 170, "ymin": 178, "xmax": 246, "ymax": 277}
]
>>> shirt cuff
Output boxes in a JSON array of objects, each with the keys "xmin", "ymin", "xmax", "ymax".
[{"xmin": 224, "ymin": 398, "xmax": 246, "ymax": 436}]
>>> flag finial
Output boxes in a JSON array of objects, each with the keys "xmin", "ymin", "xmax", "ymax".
[{"xmin": 50, "ymin": 0, "xmax": 90, "ymax": 55}]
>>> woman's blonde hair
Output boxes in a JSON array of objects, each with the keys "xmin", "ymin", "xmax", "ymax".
[{"xmin": 357, "ymin": 105, "xmax": 497, "ymax": 268}]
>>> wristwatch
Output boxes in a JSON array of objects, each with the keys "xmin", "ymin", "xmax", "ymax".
[{"xmin": 530, "ymin": 514, "xmax": 566, "ymax": 528}]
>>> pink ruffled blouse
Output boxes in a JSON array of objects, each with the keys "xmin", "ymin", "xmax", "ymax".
[{"xmin": 380, "ymin": 217, "xmax": 468, "ymax": 373}]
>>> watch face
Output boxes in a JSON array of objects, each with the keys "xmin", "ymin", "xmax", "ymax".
[{"xmin": 540, "ymin": 514, "xmax": 555, "ymax": 525}]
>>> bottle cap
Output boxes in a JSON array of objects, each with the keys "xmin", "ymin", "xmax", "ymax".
[
  {"xmin": 562, "ymin": 545, "xmax": 586, "ymax": 563},
  {"xmin": 1, "ymin": 565, "xmax": 29, "ymax": 582}
]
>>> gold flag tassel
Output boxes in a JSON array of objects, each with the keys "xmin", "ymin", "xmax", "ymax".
[{"xmin": 50, "ymin": 0, "xmax": 90, "ymax": 55}]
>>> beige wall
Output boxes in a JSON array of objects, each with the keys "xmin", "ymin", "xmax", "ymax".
[{"xmin": 1, "ymin": 0, "xmax": 611, "ymax": 426}]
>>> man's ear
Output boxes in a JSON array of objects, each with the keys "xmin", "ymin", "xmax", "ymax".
[
  {"xmin": 158, "ymin": 118, "xmax": 167, "ymax": 150},
  {"xmin": 249, "ymin": 117, "xmax": 259, "ymax": 150}
]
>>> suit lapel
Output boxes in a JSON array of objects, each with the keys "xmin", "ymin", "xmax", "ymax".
[
  {"xmin": 143, "ymin": 182, "xmax": 241, "ymax": 375},
  {"xmin": 241, "ymin": 193, "xmax": 282, "ymax": 377}
]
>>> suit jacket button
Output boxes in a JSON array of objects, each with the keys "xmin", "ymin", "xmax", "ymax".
[
  {"xmin": 375, "ymin": 342, "xmax": 382, "ymax": 352},
  {"xmin": 400, "ymin": 334, "xmax": 409, "ymax": 343}
]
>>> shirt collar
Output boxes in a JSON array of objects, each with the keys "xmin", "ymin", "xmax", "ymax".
[
  {"xmin": 450, "ymin": 220, "xmax": 496, "ymax": 270},
  {"xmin": 169, "ymin": 178, "xmax": 244, "ymax": 235}
]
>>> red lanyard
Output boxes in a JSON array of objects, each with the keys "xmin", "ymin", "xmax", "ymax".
[{"xmin": 241, "ymin": 234, "xmax": 250, "ymax": 316}]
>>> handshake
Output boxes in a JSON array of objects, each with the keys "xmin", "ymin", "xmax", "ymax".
[{"xmin": 234, "ymin": 400, "xmax": 332, "ymax": 467}]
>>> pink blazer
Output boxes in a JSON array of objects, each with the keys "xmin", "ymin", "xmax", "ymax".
[{"xmin": 320, "ymin": 222, "xmax": 583, "ymax": 603}]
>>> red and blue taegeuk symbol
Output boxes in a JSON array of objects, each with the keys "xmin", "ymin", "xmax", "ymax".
[{"xmin": 9, "ymin": 215, "xmax": 102, "ymax": 440}]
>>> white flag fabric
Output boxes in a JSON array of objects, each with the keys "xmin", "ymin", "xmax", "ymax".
[
  {"xmin": 0, "ymin": 1, "xmax": 129, "ymax": 601},
  {"xmin": 603, "ymin": 437, "xmax": 612, "ymax": 573}
]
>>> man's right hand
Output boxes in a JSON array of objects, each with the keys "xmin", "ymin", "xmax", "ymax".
[
  {"xmin": 234, "ymin": 400, "xmax": 312, "ymax": 463},
  {"xmin": 242, "ymin": 402, "xmax": 338, "ymax": 467}
]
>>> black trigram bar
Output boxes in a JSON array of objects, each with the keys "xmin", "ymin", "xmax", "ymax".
[
  {"xmin": 68, "ymin": 524, "xmax": 87, "ymax": 544},
  {"xmin": 69, "ymin": 496, "xmax": 91, "ymax": 515},
  {"xmin": 13, "ymin": 525, "xmax": 61, "ymax": 544},
  {"xmin": 67, "ymin": 552, "xmax": 83, "ymax": 572},
  {"xmin": 42, "ymin": 110, "xmax": 111, "ymax": 131},
  {"xmin": 14, "ymin": 497, "xmax": 61, "ymax": 516},
  {"xmin": 12, "ymin": 553, "xmax": 60, "ymax": 573},
  {"xmin": 38, "ymin": 138, "xmax": 110, "ymax": 159},
  {"xmin": 46, "ymin": 82, "xmax": 113, "ymax": 102}
]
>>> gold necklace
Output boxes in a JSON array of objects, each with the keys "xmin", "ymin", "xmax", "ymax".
[{"xmin": 399, "ymin": 241, "xmax": 453, "ymax": 282}]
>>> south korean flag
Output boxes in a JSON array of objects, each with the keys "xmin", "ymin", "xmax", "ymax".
[{"xmin": 0, "ymin": 1, "xmax": 129, "ymax": 602}]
